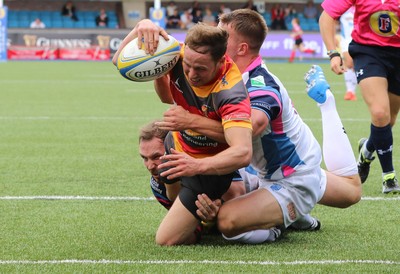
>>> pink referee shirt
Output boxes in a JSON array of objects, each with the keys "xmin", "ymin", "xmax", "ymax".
[{"xmin": 322, "ymin": 0, "xmax": 400, "ymax": 47}]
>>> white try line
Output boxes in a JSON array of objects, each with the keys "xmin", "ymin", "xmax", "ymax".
[
  {"xmin": 0, "ymin": 196, "xmax": 155, "ymax": 201},
  {"xmin": 0, "ymin": 196, "xmax": 399, "ymax": 201},
  {"xmin": 0, "ymin": 259, "xmax": 399, "ymax": 266},
  {"xmin": 0, "ymin": 116, "xmax": 147, "ymax": 120},
  {"xmin": 0, "ymin": 116, "xmax": 373, "ymax": 122}
]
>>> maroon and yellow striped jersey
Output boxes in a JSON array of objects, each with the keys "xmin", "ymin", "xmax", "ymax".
[{"xmin": 168, "ymin": 52, "xmax": 252, "ymax": 158}]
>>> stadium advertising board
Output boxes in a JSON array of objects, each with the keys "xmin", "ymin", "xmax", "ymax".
[
  {"xmin": 170, "ymin": 32, "xmax": 325, "ymax": 58},
  {"xmin": 7, "ymin": 32, "xmax": 112, "ymax": 60},
  {"xmin": 7, "ymin": 30, "xmax": 325, "ymax": 60}
]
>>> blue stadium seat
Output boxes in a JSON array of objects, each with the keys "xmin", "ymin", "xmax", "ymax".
[
  {"xmin": 85, "ymin": 21, "xmax": 97, "ymax": 28},
  {"xmin": 52, "ymin": 19, "xmax": 63, "ymax": 28},
  {"xmin": 108, "ymin": 20, "xmax": 118, "ymax": 29},
  {"xmin": 63, "ymin": 20, "xmax": 75, "ymax": 28},
  {"xmin": 8, "ymin": 19, "xmax": 20, "ymax": 28},
  {"xmin": 41, "ymin": 19, "xmax": 52, "ymax": 28},
  {"xmin": 74, "ymin": 21, "xmax": 86, "ymax": 28}
]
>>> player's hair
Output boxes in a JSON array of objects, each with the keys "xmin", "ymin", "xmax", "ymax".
[
  {"xmin": 219, "ymin": 9, "xmax": 268, "ymax": 53},
  {"xmin": 138, "ymin": 120, "xmax": 168, "ymax": 143},
  {"xmin": 184, "ymin": 22, "xmax": 228, "ymax": 63}
]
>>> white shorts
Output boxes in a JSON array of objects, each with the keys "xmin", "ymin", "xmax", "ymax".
[{"xmin": 258, "ymin": 167, "xmax": 327, "ymax": 228}]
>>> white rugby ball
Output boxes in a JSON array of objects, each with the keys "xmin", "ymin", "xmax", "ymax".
[{"xmin": 117, "ymin": 35, "xmax": 181, "ymax": 82}]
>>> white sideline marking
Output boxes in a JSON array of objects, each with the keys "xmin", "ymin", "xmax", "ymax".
[
  {"xmin": 0, "ymin": 116, "xmax": 146, "ymax": 120},
  {"xmin": 0, "ymin": 196, "xmax": 399, "ymax": 201},
  {"xmin": 0, "ymin": 116, "xmax": 371, "ymax": 122},
  {"xmin": 0, "ymin": 196, "xmax": 155, "ymax": 201},
  {"xmin": 0, "ymin": 259, "xmax": 399, "ymax": 266}
]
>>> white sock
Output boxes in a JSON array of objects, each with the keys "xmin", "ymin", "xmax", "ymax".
[
  {"xmin": 344, "ymin": 69, "xmax": 357, "ymax": 94},
  {"xmin": 222, "ymin": 228, "xmax": 279, "ymax": 244},
  {"xmin": 319, "ymin": 90, "xmax": 357, "ymax": 176}
]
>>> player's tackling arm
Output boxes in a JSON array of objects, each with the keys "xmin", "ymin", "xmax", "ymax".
[
  {"xmin": 202, "ymin": 126, "xmax": 253, "ymax": 175},
  {"xmin": 157, "ymin": 105, "xmax": 226, "ymax": 143},
  {"xmin": 159, "ymin": 126, "xmax": 252, "ymax": 179}
]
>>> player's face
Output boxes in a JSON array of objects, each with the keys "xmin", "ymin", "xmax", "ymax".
[
  {"xmin": 182, "ymin": 45, "xmax": 223, "ymax": 87},
  {"xmin": 139, "ymin": 137, "xmax": 165, "ymax": 181}
]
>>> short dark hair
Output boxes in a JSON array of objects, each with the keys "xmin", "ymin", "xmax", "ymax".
[{"xmin": 219, "ymin": 9, "xmax": 268, "ymax": 53}]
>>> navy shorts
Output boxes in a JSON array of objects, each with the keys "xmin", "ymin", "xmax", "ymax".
[
  {"xmin": 179, "ymin": 173, "xmax": 233, "ymax": 219},
  {"xmin": 295, "ymin": 38, "xmax": 303, "ymax": 46},
  {"xmin": 161, "ymin": 132, "xmax": 233, "ymax": 219},
  {"xmin": 348, "ymin": 41, "xmax": 400, "ymax": 95}
]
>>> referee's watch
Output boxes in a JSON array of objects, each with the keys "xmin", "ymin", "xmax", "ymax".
[{"xmin": 327, "ymin": 50, "xmax": 341, "ymax": 60}]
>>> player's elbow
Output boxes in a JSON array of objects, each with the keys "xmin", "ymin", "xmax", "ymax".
[{"xmin": 238, "ymin": 146, "xmax": 252, "ymax": 167}]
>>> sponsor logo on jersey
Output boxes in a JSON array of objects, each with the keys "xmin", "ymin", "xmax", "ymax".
[
  {"xmin": 250, "ymin": 76, "xmax": 266, "ymax": 87},
  {"xmin": 369, "ymin": 11, "xmax": 399, "ymax": 37}
]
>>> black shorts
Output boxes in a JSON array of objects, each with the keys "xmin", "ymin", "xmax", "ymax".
[
  {"xmin": 160, "ymin": 132, "xmax": 234, "ymax": 219},
  {"xmin": 295, "ymin": 38, "xmax": 303, "ymax": 46},
  {"xmin": 179, "ymin": 173, "xmax": 233, "ymax": 219},
  {"xmin": 348, "ymin": 41, "xmax": 400, "ymax": 95}
]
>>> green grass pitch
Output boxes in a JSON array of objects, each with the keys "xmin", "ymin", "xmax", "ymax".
[{"xmin": 0, "ymin": 61, "xmax": 399, "ymax": 273}]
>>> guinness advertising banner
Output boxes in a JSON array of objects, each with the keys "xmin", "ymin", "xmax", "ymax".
[
  {"xmin": 7, "ymin": 30, "xmax": 126, "ymax": 60},
  {"xmin": 6, "ymin": 30, "xmax": 326, "ymax": 60}
]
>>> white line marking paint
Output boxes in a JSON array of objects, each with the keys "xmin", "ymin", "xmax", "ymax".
[
  {"xmin": 0, "ymin": 117, "xmax": 372, "ymax": 122},
  {"xmin": 0, "ymin": 116, "xmax": 147, "ymax": 120},
  {"xmin": 0, "ymin": 196, "xmax": 155, "ymax": 201},
  {"xmin": 0, "ymin": 259, "xmax": 399, "ymax": 266},
  {"xmin": 0, "ymin": 196, "xmax": 398, "ymax": 201}
]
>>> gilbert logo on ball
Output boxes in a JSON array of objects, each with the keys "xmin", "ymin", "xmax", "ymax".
[{"xmin": 117, "ymin": 35, "xmax": 181, "ymax": 82}]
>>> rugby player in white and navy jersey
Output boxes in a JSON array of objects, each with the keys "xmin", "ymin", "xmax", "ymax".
[{"xmin": 195, "ymin": 9, "xmax": 361, "ymax": 244}]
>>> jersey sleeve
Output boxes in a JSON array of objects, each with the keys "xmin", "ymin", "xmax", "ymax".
[
  {"xmin": 215, "ymin": 59, "xmax": 252, "ymax": 131},
  {"xmin": 322, "ymin": 0, "xmax": 354, "ymax": 19},
  {"xmin": 248, "ymin": 86, "xmax": 282, "ymax": 122}
]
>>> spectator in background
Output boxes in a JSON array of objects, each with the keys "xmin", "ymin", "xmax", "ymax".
[
  {"xmin": 95, "ymin": 8, "xmax": 109, "ymax": 27},
  {"xmin": 61, "ymin": 1, "xmax": 78, "ymax": 21},
  {"xmin": 202, "ymin": 6, "xmax": 217, "ymax": 26},
  {"xmin": 189, "ymin": 1, "xmax": 202, "ymax": 18},
  {"xmin": 270, "ymin": 3, "xmax": 287, "ymax": 30},
  {"xmin": 180, "ymin": 9, "xmax": 193, "ymax": 29},
  {"xmin": 192, "ymin": 8, "xmax": 203, "ymax": 24},
  {"xmin": 166, "ymin": 1, "xmax": 178, "ymax": 17},
  {"xmin": 242, "ymin": 0, "xmax": 258, "ymax": 12},
  {"xmin": 219, "ymin": 4, "xmax": 231, "ymax": 15},
  {"xmin": 285, "ymin": 4, "xmax": 297, "ymax": 21},
  {"xmin": 303, "ymin": 0, "xmax": 318, "ymax": 21},
  {"xmin": 166, "ymin": 8, "xmax": 182, "ymax": 29},
  {"xmin": 30, "ymin": 18, "xmax": 46, "ymax": 29},
  {"xmin": 216, "ymin": 4, "xmax": 231, "ymax": 24}
]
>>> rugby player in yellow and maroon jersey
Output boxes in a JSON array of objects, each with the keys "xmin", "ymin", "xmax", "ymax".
[{"xmin": 113, "ymin": 21, "xmax": 253, "ymax": 246}]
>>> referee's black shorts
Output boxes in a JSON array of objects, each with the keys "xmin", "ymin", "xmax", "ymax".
[{"xmin": 349, "ymin": 41, "xmax": 400, "ymax": 95}]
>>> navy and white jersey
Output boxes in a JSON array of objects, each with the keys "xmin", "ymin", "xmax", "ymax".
[
  {"xmin": 242, "ymin": 56, "xmax": 322, "ymax": 180},
  {"xmin": 150, "ymin": 176, "xmax": 172, "ymax": 210}
]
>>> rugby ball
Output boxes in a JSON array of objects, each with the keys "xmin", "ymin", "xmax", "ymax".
[{"xmin": 117, "ymin": 35, "xmax": 181, "ymax": 82}]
